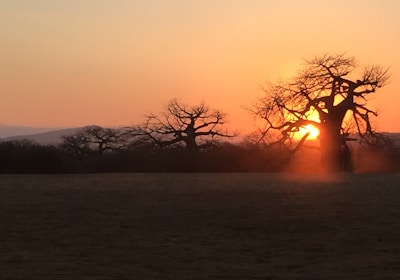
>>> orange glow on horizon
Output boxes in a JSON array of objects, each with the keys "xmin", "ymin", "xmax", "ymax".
[{"xmin": 0, "ymin": 2, "xmax": 399, "ymax": 132}]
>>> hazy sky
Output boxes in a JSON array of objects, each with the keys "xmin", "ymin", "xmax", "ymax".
[{"xmin": 1, "ymin": 0, "xmax": 400, "ymax": 133}]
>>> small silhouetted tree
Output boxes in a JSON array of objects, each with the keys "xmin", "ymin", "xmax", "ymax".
[
  {"xmin": 254, "ymin": 54, "xmax": 389, "ymax": 172},
  {"xmin": 61, "ymin": 126, "xmax": 131, "ymax": 158},
  {"xmin": 139, "ymin": 99, "xmax": 235, "ymax": 154}
]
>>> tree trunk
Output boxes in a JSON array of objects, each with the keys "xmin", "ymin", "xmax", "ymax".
[
  {"xmin": 183, "ymin": 137, "xmax": 199, "ymax": 172},
  {"xmin": 185, "ymin": 137, "xmax": 198, "ymax": 153},
  {"xmin": 318, "ymin": 121, "xmax": 343, "ymax": 172}
]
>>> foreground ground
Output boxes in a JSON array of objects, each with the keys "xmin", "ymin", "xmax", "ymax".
[{"xmin": 1, "ymin": 173, "xmax": 400, "ymax": 279}]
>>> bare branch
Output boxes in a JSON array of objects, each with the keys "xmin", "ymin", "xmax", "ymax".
[
  {"xmin": 254, "ymin": 54, "xmax": 389, "ymax": 149},
  {"xmin": 139, "ymin": 99, "xmax": 235, "ymax": 151}
]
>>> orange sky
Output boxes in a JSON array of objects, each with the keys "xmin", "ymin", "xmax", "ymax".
[{"xmin": 1, "ymin": 0, "xmax": 400, "ymax": 133}]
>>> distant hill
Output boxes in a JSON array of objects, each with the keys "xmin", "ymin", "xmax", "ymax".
[
  {"xmin": 1, "ymin": 124, "xmax": 400, "ymax": 148},
  {"xmin": 0, "ymin": 124, "xmax": 62, "ymax": 139},
  {"xmin": 0, "ymin": 127, "xmax": 83, "ymax": 145}
]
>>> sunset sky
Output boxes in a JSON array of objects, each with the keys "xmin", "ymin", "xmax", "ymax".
[{"xmin": 1, "ymin": 0, "xmax": 400, "ymax": 133}]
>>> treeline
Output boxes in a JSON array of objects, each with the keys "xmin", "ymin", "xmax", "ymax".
[
  {"xmin": 0, "ymin": 137, "xmax": 294, "ymax": 173},
  {"xmin": 1, "ymin": 98, "xmax": 399, "ymax": 174},
  {"xmin": 0, "ymin": 130, "xmax": 399, "ymax": 174}
]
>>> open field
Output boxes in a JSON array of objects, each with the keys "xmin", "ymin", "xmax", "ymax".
[{"xmin": 1, "ymin": 173, "xmax": 400, "ymax": 279}]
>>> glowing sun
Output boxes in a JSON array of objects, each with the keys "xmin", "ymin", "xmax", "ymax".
[
  {"xmin": 293, "ymin": 124, "xmax": 320, "ymax": 140},
  {"xmin": 300, "ymin": 124, "xmax": 320, "ymax": 139}
]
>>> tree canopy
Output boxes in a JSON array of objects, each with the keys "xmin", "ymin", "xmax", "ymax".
[
  {"xmin": 61, "ymin": 126, "xmax": 131, "ymax": 158},
  {"xmin": 138, "ymin": 99, "xmax": 235, "ymax": 152},
  {"xmin": 254, "ymin": 54, "xmax": 390, "ymax": 171}
]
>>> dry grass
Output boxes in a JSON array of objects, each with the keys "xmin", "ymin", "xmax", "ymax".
[{"xmin": 1, "ymin": 173, "xmax": 400, "ymax": 279}]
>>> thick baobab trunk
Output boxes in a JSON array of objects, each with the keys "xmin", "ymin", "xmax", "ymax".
[
  {"xmin": 184, "ymin": 124, "xmax": 200, "ymax": 156},
  {"xmin": 318, "ymin": 121, "xmax": 343, "ymax": 172},
  {"xmin": 185, "ymin": 137, "xmax": 198, "ymax": 154},
  {"xmin": 183, "ymin": 137, "xmax": 199, "ymax": 172}
]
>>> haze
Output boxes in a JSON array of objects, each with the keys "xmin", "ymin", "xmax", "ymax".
[{"xmin": 1, "ymin": 0, "xmax": 400, "ymax": 133}]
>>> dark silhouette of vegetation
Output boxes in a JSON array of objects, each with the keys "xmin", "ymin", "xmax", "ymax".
[
  {"xmin": 61, "ymin": 125, "xmax": 132, "ymax": 158},
  {"xmin": 254, "ymin": 54, "xmax": 390, "ymax": 172},
  {"xmin": 138, "ymin": 99, "xmax": 235, "ymax": 154},
  {"xmin": 0, "ymin": 131, "xmax": 398, "ymax": 174},
  {"xmin": 0, "ymin": 63, "xmax": 398, "ymax": 174},
  {"xmin": 0, "ymin": 140, "xmax": 68, "ymax": 173}
]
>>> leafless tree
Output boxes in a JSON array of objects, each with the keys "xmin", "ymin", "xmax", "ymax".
[
  {"xmin": 61, "ymin": 126, "xmax": 132, "ymax": 158},
  {"xmin": 254, "ymin": 54, "xmax": 390, "ymax": 172},
  {"xmin": 138, "ymin": 99, "xmax": 235, "ymax": 153}
]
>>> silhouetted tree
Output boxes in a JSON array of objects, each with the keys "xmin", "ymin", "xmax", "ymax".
[
  {"xmin": 139, "ymin": 99, "xmax": 235, "ymax": 154},
  {"xmin": 61, "ymin": 126, "xmax": 131, "ymax": 158},
  {"xmin": 254, "ymin": 54, "xmax": 389, "ymax": 172}
]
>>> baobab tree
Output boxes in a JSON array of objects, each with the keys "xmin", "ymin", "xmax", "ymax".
[
  {"xmin": 254, "ymin": 54, "xmax": 389, "ymax": 172},
  {"xmin": 139, "ymin": 99, "xmax": 235, "ymax": 153},
  {"xmin": 61, "ymin": 125, "xmax": 131, "ymax": 158}
]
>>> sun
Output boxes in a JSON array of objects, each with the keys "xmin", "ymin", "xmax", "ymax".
[
  {"xmin": 296, "ymin": 124, "xmax": 320, "ymax": 140},
  {"xmin": 288, "ymin": 110, "xmax": 321, "ymax": 140},
  {"xmin": 304, "ymin": 124, "xmax": 320, "ymax": 139}
]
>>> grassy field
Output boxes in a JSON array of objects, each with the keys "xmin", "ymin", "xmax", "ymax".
[{"xmin": 1, "ymin": 173, "xmax": 400, "ymax": 279}]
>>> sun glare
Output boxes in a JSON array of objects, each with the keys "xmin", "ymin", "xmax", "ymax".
[
  {"xmin": 303, "ymin": 124, "xmax": 320, "ymax": 139},
  {"xmin": 290, "ymin": 110, "xmax": 320, "ymax": 140},
  {"xmin": 293, "ymin": 124, "xmax": 320, "ymax": 140}
]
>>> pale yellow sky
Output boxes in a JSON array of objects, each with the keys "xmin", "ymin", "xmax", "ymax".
[{"xmin": 1, "ymin": 0, "xmax": 400, "ymax": 133}]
